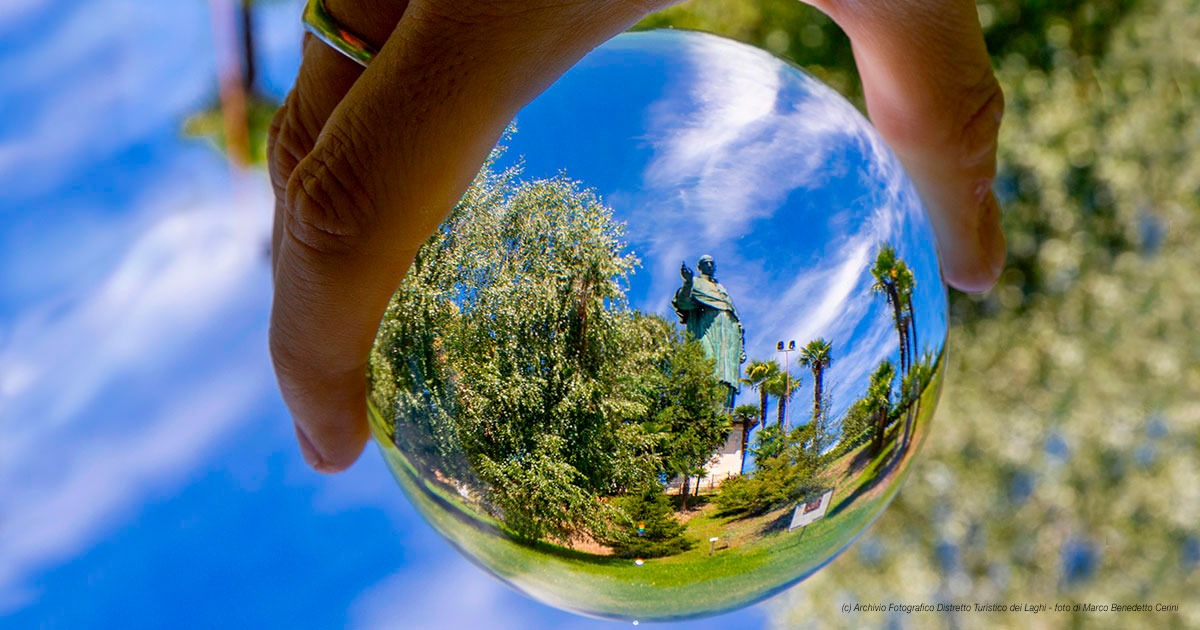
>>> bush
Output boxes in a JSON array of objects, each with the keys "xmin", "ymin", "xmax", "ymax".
[
  {"xmin": 603, "ymin": 483, "xmax": 695, "ymax": 558},
  {"xmin": 715, "ymin": 426, "xmax": 820, "ymax": 517}
]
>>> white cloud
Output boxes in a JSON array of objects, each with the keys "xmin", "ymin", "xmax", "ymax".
[
  {"xmin": 0, "ymin": 0, "xmax": 214, "ymax": 200},
  {"xmin": 624, "ymin": 32, "xmax": 911, "ymax": 326},
  {"xmin": 613, "ymin": 31, "xmax": 930, "ymax": 427},
  {"xmin": 349, "ymin": 562, "xmax": 522, "ymax": 630},
  {"xmin": 0, "ymin": 177, "xmax": 274, "ymax": 611},
  {"xmin": 0, "ymin": 0, "xmax": 47, "ymax": 25}
]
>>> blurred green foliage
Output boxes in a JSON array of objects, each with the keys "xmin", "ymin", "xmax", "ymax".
[{"xmin": 646, "ymin": 0, "xmax": 1199, "ymax": 627}]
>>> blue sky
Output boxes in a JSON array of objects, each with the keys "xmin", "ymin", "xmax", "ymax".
[{"xmin": 0, "ymin": 2, "xmax": 941, "ymax": 628}]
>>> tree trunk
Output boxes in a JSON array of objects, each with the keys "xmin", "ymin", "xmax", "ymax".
[
  {"xmin": 908, "ymin": 305, "xmax": 919, "ymax": 366},
  {"xmin": 777, "ymin": 391, "xmax": 787, "ymax": 428},
  {"xmin": 812, "ymin": 369, "xmax": 823, "ymax": 424},
  {"xmin": 889, "ymin": 286, "xmax": 906, "ymax": 371},
  {"xmin": 240, "ymin": 1, "xmax": 256, "ymax": 93},
  {"xmin": 680, "ymin": 476, "xmax": 690, "ymax": 511},
  {"xmin": 873, "ymin": 408, "xmax": 886, "ymax": 455}
]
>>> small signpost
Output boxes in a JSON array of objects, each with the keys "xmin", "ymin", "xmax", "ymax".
[
  {"xmin": 788, "ymin": 489, "xmax": 834, "ymax": 537},
  {"xmin": 708, "ymin": 536, "xmax": 719, "ymax": 556}
]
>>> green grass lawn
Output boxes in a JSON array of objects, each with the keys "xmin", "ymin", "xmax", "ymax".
[{"xmin": 366, "ymin": 352, "xmax": 944, "ymax": 620}]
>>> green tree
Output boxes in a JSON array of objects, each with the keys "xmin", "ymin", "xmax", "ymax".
[
  {"xmin": 604, "ymin": 483, "xmax": 695, "ymax": 558},
  {"xmin": 798, "ymin": 338, "xmax": 833, "ymax": 426},
  {"xmin": 839, "ymin": 395, "xmax": 874, "ymax": 449},
  {"xmin": 748, "ymin": 423, "xmax": 785, "ymax": 462},
  {"xmin": 655, "ymin": 339, "xmax": 731, "ymax": 510},
  {"xmin": 867, "ymin": 359, "xmax": 896, "ymax": 456},
  {"xmin": 715, "ymin": 424, "xmax": 818, "ymax": 517},
  {"xmin": 474, "ymin": 434, "xmax": 605, "ymax": 542},
  {"xmin": 374, "ymin": 153, "xmax": 709, "ymax": 541}
]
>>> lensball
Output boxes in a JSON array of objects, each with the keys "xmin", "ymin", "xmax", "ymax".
[{"xmin": 367, "ymin": 29, "xmax": 948, "ymax": 621}]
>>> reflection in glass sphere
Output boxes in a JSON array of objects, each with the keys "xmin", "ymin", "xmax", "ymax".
[{"xmin": 367, "ymin": 29, "xmax": 947, "ymax": 621}]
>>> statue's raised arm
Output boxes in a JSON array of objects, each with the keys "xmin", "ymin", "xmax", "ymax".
[{"xmin": 672, "ymin": 261, "xmax": 696, "ymax": 324}]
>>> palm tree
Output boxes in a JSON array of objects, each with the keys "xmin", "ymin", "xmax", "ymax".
[
  {"xmin": 868, "ymin": 359, "xmax": 896, "ymax": 455},
  {"xmin": 870, "ymin": 245, "xmax": 910, "ymax": 372},
  {"xmin": 798, "ymin": 338, "xmax": 833, "ymax": 427},
  {"xmin": 740, "ymin": 359, "xmax": 779, "ymax": 437},
  {"xmin": 731, "ymin": 404, "xmax": 761, "ymax": 473},
  {"xmin": 764, "ymin": 371, "xmax": 799, "ymax": 430},
  {"xmin": 896, "ymin": 260, "xmax": 917, "ymax": 363}
]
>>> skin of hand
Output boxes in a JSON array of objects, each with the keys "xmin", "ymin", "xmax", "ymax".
[{"xmin": 268, "ymin": 0, "xmax": 1006, "ymax": 473}]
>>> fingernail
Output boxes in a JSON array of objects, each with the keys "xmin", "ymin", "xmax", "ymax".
[{"xmin": 294, "ymin": 421, "xmax": 328, "ymax": 471}]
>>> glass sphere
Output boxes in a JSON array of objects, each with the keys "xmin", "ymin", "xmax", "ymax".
[{"xmin": 367, "ymin": 29, "xmax": 947, "ymax": 621}]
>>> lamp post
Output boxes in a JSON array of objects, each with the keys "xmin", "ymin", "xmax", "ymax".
[{"xmin": 776, "ymin": 340, "xmax": 796, "ymax": 431}]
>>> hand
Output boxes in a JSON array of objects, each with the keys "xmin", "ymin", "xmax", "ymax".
[
  {"xmin": 680, "ymin": 262, "xmax": 693, "ymax": 281},
  {"xmin": 268, "ymin": 0, "xmax": 1005, "ymax": 473}
]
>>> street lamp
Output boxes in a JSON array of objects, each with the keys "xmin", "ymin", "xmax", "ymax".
[{"xmin": 776, "ymin": 340, "xmax": 796, "ymax": 431}]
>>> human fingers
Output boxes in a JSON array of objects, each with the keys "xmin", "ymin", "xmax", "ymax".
[
  {"xmin": 809, "ymin": 0, "xmax": 1006, "ymax": 292},
  {"xmin": 269, "ymin": 0, "xmax": 676, "ymax": 472},
  {"xmin": 268, "ymin": 0, "xmax": 409, "ymax": 470},
  {"xmin": 268, "ymin": 1, "xmax": 409, "ymax": 277}
]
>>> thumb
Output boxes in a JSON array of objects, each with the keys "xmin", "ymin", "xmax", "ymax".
[{"xmin": 814, "ymin": 0, "xmax": 1006, "ymax": 292}]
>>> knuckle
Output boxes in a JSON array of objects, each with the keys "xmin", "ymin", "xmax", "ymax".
[
  {"xmin": 870, "ymin": 66, "xmax": 1004, "ymax": 177},
  {"xmin": 270, "ymin": 92, "xmax": 319, "ymax": 183},
  {"xmin": 955, "ymin": 70, "xmax": 1005, "ymax": 168},
  {"xmin": 284, "ymin": 128, "xmax": 377, "ymax": 257}
]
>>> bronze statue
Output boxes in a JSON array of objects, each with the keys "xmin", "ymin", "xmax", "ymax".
[{"xmin": 672, "ymin": 255, "xmax": 746, "ymax": 409}]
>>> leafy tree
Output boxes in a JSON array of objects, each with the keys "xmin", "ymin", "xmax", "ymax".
[
  {"xmin": 715, "ymin": 424, "xmax": 819, "ymax": 517},
  {"xmin": 604, "ymin": 483, "xmax": 695, "ymax": 558},
  {"xmin": 806, "ymin": 391, "xmax": 836, "ymax": 460},
  {"xmin": 654, "ymin": 339, "xmax": 730, "ymax": 510},
  {"xmin": 839, "ymin": 395, "xmax": 874, "ymax": 450},
  {"xmin": 798, "ymin": 338, "xmax": 833, "ymax": 426},
  {"xmin": 474, "ymin": 434, "xmax": 607, "ymax": 542},
  {"xmin": 867, "ymin": 359, "xmax": 896, "ymax": 456},
  {"xmin": 372, "ymin": 153, "xmax": 726, "ymax": 541}
]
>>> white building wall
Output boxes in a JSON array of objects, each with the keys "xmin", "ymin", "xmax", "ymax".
[
  {"xmin": 705, "ymin": 425, "xmax": 744, "ymax": 480},
  {"xmin": 665, "ymin": 422, "xmax": 747, "ymax": 494}
]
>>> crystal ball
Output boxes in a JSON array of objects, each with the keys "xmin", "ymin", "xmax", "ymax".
[{"xmin": 367, "ymin": 29, "xmax": 947, "ymax": 621}]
